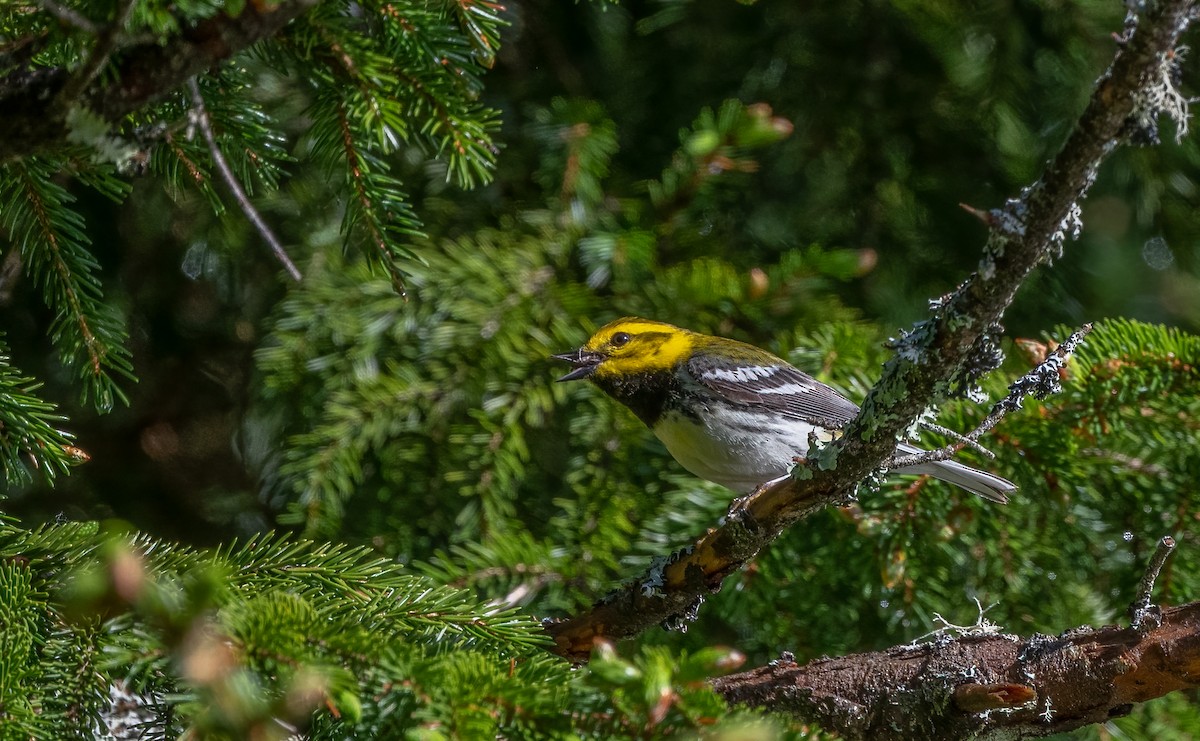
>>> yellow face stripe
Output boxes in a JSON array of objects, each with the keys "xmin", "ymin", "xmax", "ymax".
[{"xmin": 584, "ymin": 317, "xmax": 694, "ymax": 377}]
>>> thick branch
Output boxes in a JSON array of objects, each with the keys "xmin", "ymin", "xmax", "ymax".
[
  {"xmin": 543, "ymin": 1, "xmax": 1196, "ymax": 662},
  {"xmin": 711, "ymin": 600, "xmax": 1200, "ymax": 740},
  {"xmin": 0, "ymin": 0, "xmax": 319, "ymax": 163}
]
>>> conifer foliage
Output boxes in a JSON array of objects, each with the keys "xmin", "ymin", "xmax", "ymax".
[{"xmin": 2, "ymin": 0, "xmax": 1200, "ymax": 738}]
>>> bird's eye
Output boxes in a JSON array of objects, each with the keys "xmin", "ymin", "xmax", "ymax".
[{"xmin": 611, "ymin": 332, "xmax": 631, "ymax": 347}]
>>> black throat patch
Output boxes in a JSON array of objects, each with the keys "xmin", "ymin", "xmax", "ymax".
[{"xmin": 592, "ymin": 371, "xmax": 679, "ymax": 427}]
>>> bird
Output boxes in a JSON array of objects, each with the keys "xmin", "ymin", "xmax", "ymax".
[{"xmin": 552, "ymin": 317, "xmax": 1015, "ymax": 503}]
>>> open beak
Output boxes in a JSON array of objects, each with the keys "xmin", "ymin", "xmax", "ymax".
[{"xmin": 551, "ymin": 348, "xmax": 604, "ymax": 382}]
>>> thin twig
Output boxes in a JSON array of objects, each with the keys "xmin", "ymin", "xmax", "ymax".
[
  {"xmin": 186, "ymin": 78, "xmax": 303, "ymax": 282},
  {"xmin": 919, "ymin": 422, "xmax": 995, "ymax": 459},
  {"xmin": 889, "ymin": 323, "xmax": 1093, "ymax": 470},
  {"xmin": 1130, "ymin": 535, "xmax": 1177, "ymax": 631}
]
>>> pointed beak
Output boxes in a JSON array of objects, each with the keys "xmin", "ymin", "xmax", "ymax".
[{"xmin": 551, "ymin": 348, "xmax": 604, "ymax": 382}]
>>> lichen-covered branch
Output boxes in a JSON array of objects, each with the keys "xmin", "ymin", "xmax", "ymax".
[
  {"xmin": 543, "ymin": 0, "xmax": 1196, "ymax": 662},
  {"xmin": 0, "ymin": 0, "xmax": 319, "ymax": 163},
  {"xmin": 710, "ymin": 600, "xmax": 1200, "ymax": 740}
]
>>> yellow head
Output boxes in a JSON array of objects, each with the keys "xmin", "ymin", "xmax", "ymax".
[{"xmin": 553, "ymin": 317, "xmax": 695, "ymax": 382}]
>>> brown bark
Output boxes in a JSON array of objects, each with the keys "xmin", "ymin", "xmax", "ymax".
[
  {"xmin": 711, "ymin": 601, "xmax": 1200, "ymax": 740},
  {"xmin": 544, "ymin": 0, "xmax": 1197, "ymax": 663}
]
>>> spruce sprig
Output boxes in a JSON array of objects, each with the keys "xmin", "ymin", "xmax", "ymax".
[{"xmin": 0, "ymin": 159, "xmax": 134, "ymax": 411}]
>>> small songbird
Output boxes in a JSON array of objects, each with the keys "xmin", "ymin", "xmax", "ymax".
[{"xmin": 553, "ymin": 317, "xmax": 1014, "ymax": 503}]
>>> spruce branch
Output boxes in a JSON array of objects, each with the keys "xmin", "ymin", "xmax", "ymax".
[
  {"xmin": 0, "ymin": 159, "xmax": 134, "ymax": 409},
  {"xmin": 2, "ymin": 516, "xmax": 556, "ymax": 737},
  {"xmin": 0, "ymin": 337, "xmax": 82, "ymax": 485},
  {"xmin": 543, "ymin": 0, "xmax": 1197, "ymax": 662},
  {"xmin": 333, "ymin": 95, "xmax": 417, "ymax": 297},
  {"xmin": 11, "ymin": 166, "xmax": 102, "ymax": 370},
  {"xmin": 186, "ymin": 78, "xmax": 302, "ymax": 282},
  {"xmin": 338, "ymin": 99, "xmax": 403, "ymax": 288},
  {"xmin": 0, "ymin": 0, "xmax": 320, "ymax": 163},
  {"xmin": 711, "ymin": 598, "xmax": 1200, "ymax": 740}
]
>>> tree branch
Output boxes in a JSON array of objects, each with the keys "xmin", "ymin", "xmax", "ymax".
[
  {"xmin": 0, "ymin": 0, "xmax": 320, "ymax": 163},
  {"xmin": 711, "ymin": 599, "xmax": 1200, "ymax": 740},
  {"xmin": 709, "ymin": 539, "xmax": 1184, "ymax": 739},
  {"xmin": 543, "ymin": 0, "xmax": 1197, "ymax": 662}
]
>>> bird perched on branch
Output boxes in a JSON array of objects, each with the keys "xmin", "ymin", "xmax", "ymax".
[{"xmin": 553, "ymin": 317, "xmax": 1014, "ymax": 503}]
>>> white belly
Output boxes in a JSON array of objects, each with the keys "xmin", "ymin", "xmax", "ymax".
[{"xmin": 653, "ymin": 408, "xmax": 831, "ymax": 494}]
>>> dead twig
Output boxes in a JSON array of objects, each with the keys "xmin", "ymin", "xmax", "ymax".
[
  {"xmin": 1130, "ymin": 535, "xmax": 1177, "ymax": 631},
  {"xmin": 186, "ymin": 79, "xmax": 303, "ymax": 282}
]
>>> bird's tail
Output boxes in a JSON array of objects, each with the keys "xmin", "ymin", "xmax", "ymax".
[{"xmin": 896, "ymin": 444, "xmax": 1015, "ymax": 504}]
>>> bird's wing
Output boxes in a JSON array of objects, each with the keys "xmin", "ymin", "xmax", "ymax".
[{"xmin": 686, "ymin": 353, "xmax": 862, "ymax": 427}]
